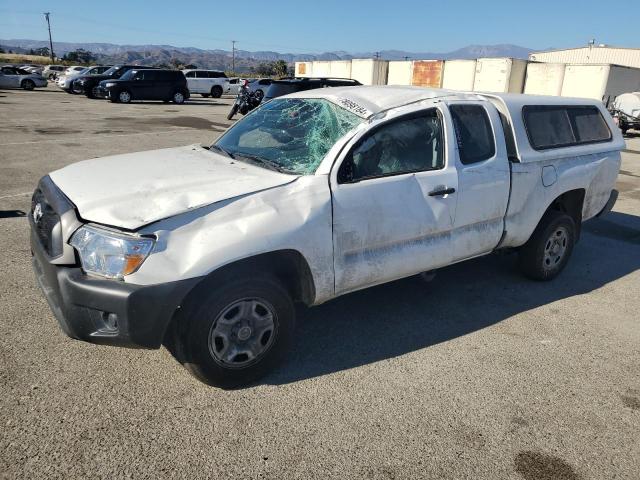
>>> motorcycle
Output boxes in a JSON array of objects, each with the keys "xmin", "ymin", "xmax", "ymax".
[{"xmin": 227, "ymin": 79, "xmax": 262, "ymax": 120}]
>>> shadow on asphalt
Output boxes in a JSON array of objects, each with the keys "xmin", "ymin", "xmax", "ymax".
[
  {"xmin": 0, "ymin": 210, "xmax": 26, "ymax": 218},
  {"xmin": 264, "ymin": 211, "xmax": 640, "ymax": 385}
]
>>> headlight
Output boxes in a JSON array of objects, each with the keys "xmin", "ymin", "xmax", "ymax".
[
  {"xmin": 70, "ymin": 225, "xmax": 155, "ymax": 279},
  {"xmin": 104, "ymin": 82, "xmax": 115, "ymax": 87}
]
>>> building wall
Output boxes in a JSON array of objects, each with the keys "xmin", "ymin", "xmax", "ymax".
[{"xmin": 530, "ymin": 47, "xmax": 640, "ymax": 69}]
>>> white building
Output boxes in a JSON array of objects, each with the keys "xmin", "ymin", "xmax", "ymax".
[{"xmin": 529, "ymin": 45, "xmax": 640, "ymax": 69}]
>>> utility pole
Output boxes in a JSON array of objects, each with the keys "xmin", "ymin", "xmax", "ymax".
[
  {"xmin": 232, "ymin": 40, "xmax": 237, "ymax": 73},
  {"xmin": 403, "ymin": 56, "xmax": 411, "ymax": 61},
  {"xmin": 374, "ymin": 51, "xmax": 380, "ymax": 59},
  {"xmin": 43, "ymin": 12, "xmax": 54, "ymax": 62}
]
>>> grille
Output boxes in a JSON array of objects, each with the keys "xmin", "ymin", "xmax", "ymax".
[{"xmin": 31, "ymin": 188, "xmax": 61, "ymax": 257}]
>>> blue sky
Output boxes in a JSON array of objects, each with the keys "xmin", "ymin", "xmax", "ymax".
[{"xmin": 1, "ymin": 0, "xmax": 638, "ymax": 53}]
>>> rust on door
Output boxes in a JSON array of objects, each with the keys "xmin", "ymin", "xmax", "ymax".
[{"xmin": 411, "ymin": 60, "xmax": 443, "ymax": 87}]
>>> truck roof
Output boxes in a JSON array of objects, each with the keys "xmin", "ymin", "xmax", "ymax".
[{"xmin": 285, "ymin": 85, "xmax": 607, "ymax": 119}]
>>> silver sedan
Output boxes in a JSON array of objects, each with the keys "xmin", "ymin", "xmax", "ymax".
[{"xmin": 0, "ymin": 66, "xmax": 48, "ymax": 90}]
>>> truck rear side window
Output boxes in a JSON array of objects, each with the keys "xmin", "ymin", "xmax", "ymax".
[
  {"xmin": 450, "ymin": 105, "xmax": 496, "ymax": 165},
  {"xmin": 523, "ymin": 105, "xmax": 611, "ymax": 150}
]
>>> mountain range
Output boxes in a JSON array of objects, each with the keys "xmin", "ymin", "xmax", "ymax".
[{"xmin": 1, "ymin": 38, "xmax": 535, "ymax": 72}]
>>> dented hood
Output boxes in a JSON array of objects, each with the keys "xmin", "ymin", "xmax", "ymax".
[{"xmin": 49, "ymin": 144, "xmax": 298, "ymax": 230}]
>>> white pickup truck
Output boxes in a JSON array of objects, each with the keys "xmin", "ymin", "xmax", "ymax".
[{"xmin": 30, "ymin": 86, "xmax": 624, "ymax": 388}]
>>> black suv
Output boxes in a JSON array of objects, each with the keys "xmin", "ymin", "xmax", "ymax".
[
  {"xmin": 263, "ymin": 77, "xmax": 362, "ymax": 101},
  {"xmin": 98, "ymin": 69, "xmax": 189, "ymax": 104},
  {"xmin": 73, "ymin": 65, "xmax": 158, "ymax": 99}
]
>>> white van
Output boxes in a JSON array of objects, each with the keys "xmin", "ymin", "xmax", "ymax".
[
  {"xmin": 182, "ymin": 69, "xmax": 229, "ymax": 98},
  {"xmin": 30, "ymin": 86, "xmax": 623, "ymax": 388}
]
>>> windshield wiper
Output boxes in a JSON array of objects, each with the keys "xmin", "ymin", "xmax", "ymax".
[
  {"xmin": 210, "ymin": 144, "xmax": 235, "ymax": 159},
  {"xmin": 234, "ymin": 152, "xmax": 293, "ymax": 174}
]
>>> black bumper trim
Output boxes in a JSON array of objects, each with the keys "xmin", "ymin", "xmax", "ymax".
[{"xmin": 31, "ymin": 232, "xmax": 201, "ymax": 349}]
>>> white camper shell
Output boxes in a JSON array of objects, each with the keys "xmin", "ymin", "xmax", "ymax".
[{"xmin": 31, "ymin": 86, "xmax": 623, "ymax": 388}]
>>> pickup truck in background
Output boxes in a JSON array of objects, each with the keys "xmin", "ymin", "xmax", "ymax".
[{"xmin": 30, "ymin": 86, "xmax": 624, "ymax": 388}]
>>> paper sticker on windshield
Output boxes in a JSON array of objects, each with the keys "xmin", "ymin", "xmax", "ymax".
[{"xmin": 336, "ymin": 98, "xmax": 372, "ymax": 118}]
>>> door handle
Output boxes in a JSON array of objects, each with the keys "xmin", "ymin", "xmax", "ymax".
[{"xmin": 428, "ymin": 187, "xmax": 456, "ymax": 196}]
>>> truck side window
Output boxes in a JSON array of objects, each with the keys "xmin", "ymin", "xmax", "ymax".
[
  {"xmin": 342, "ymin": 109, "xmax": 444, "ymax": 182},
  {"xmin": 449, "ymin": 104, "xmax": 496, "ymax": 165},
  {"xmin": 523, "ymin": 105, "xmax": 611, "ymax": 149},
  {"xmin": 567, "ymin": 107, "xmax": 611, "ymax": 143}
]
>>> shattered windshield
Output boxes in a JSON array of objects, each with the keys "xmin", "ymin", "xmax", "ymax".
[{"xmin": 213, "ymin": 98, "xmax": 364, "ymax": 174}]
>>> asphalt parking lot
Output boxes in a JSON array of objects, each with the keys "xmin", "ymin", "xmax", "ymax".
[{"xmin": 1, "ymin": 85, "xmax": 639, "ymax": 479}]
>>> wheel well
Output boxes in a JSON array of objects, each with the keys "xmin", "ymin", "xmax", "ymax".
[
  {"xmin": 185, "ymin": 250, "xmax": 315, "ymax": 307},
  {"xmin": 545, "ymin": 189, "xmax": 585, "ymax": 240},
  {"xmin": 162, "ymin": 250, "xmax": 315, "ymax": 350}
]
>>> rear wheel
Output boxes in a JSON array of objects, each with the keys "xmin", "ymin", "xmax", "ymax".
[
  {"xmin": 22, "ymin": 79, "xmax": 35, "ymax": 90},
  {"xmin": 211, "ymin": 85, "xmax": 223, "ymax": 98},
  {"xmin": 254, "ymin": 89, "xmax": 264, "ymax": 101},
  {"xmin": 181, "ymin": 275, "xmax": 295, "ymax": 388},
  {"xmin": 519, "ymin": 211, "xmax": 576, "ymax": 280},
  {"xmin": 172, "ymin": 91, "xmax": 185, "ymax": 104}
]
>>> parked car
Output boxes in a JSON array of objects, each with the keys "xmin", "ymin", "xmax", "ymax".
[
  {"xmin": 64, "ymin": 66, "xmax": 86, "ymax": 76},
  {"xmin": 97, "ymin": 68, "xmax": 189, "ymax": 104},
  {"xmin": 29, "ymin": 87, "xmax": 623, "ymax": 388},
  {"xmin": 56, "ymin": 65, "xmax": 112, "ymax": 93},
  {"xmin": 0, "ymin": 66, "xmax": 47, "ymax": 90},
  {"xmin": 226, "ymin": 77, "xmax": 242, "ymax": 96},
  {"xmin": 182, "ymin": 69, "xmax": 228, "ymax": 98},
  {"xmin": 73, "ymin": 65, "xmax": 157, "ymax": 98},
  {"xmin": 247, "ymin": 78, "xmax": 275, "ymax": 101},
  {"xmin": 42, "ymin": 65, "xmax": 66, "ymax": 80},
  {"xmin": 263, "ymin": 77, "xmax": 361, "ymax": 101}
]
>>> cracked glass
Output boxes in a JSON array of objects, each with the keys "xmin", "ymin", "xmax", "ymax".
[{"xmin": 214, "ymin": 98, "xmax": 364, "ymax": 174}]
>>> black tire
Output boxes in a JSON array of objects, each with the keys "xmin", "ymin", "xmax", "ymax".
[
  {"xmin": 211, "ymin": 85, "xmax": 223, "ymax": 98},
  {"xmin": 172, "ymin": 90, "xmax": 186, "ymax": 104},
  {"xmin": 227, "ymin": 103, "xmax": 239, "ymax": 120},
  {"xmin": 181, "ymin": 275, "xmax": 295, "ymax": 388},
  {"xmin": 22, "ymin": 79, "xmax": 35, "ymax": 91},
  {"xmin": 518, "ymin": 210, "xmax": 576, "ymax": 281},
  {"xmin": 201, "ymin": 93, "xmax": 210, "ymax": 98},
  {"xmin": 116, "ymin": 90, "xmax": 132, "ymax": 103},
  {"xmin": 254, "ymin": 89, "xmax": 264, "ymax": 101}
]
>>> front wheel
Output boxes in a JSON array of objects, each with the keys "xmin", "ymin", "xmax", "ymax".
[
  {"xmin": 181, "ymin": 275, "xmax": 295, "ymax": 388},
  {"xmin": 22, "ymin": 79, "xmax": 35, "ymax": 90},
  {"xmin": 227, "ymin": 103, "xmax": 239, "ymax": 120},
  {"xmin": 116, "ymin": 90, "xmax": 131, "ymax": 103},
  {"xmin": 518, "ymin": 211, "xmax": 576, "ymax": 281}
]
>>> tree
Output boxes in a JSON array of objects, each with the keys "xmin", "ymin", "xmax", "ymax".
[
  {"xmin": 63, "ymin": 49, "xmax": 96, "ymax": 64},
  {"xmin": 255, "ymin": 62, "xmax": 275, "ymax": 76},
  {"xmin": 34, "ymin": 47, "xmax": 50, "ymax": 57},
  {"xmin": 273, "ymin": 60, "xmax": 288, "ymax": 77},
  {"xmin": 0, "ymin": 47, "xmax": 5, "ymax": 54}
]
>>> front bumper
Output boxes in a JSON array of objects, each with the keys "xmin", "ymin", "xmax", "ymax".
[
  {"xmin": 31, "ymin": 233, "xmax": 200, "ymax": 349},
  {"xmin": 29, "ymin": 178, "xmax": 201, "ymax": 349},
  {"xmin": 95, "ymin": 85, "xmax": 109, "ymax": 98}
]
